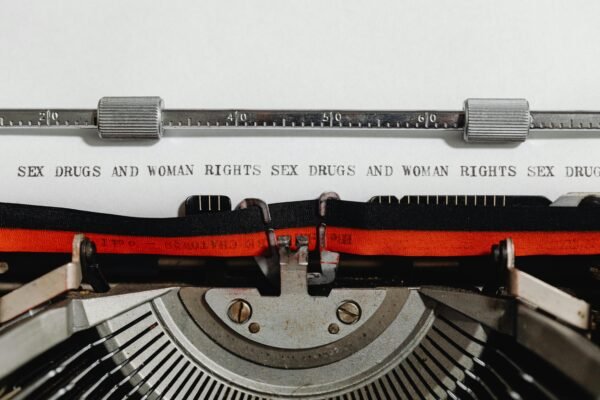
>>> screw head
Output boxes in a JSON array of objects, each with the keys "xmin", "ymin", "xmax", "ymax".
[
  {"xmin": 83, "ymin": 241, "xmax": 95, "ymax": 258},
  {"xmin": 227, "ymin": 299, "xmax": 252, "ymax": 324},
  {"xmin": 80, "ymin": 239, "xmax": 97, "ymax": 265},
  {"xmin": 248, "ymin": 322, "xmax": 260, "ymax": 334},
  {"xmin": 337, "ymin": 301, "xmax": 361, "ymax": 325},
  {"xmin": 590, "ymin": 266, "xmax": 600, "ymax": 280},
  {"xmin": 328, "ymin": 323, "xmax": 340, "ymax": 334}
]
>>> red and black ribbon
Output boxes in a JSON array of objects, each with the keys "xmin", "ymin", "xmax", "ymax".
[{"xmin": 1, "ymin": 200, "xmax": 600, "ymax": 258}]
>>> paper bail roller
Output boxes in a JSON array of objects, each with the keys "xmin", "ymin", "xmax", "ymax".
[
  {"xmin": 464, "ymin": 98, "xmax": 530, "ymax": 143},
  {"xmin": 97, "ymin": 96, "xmax": 164, "ymax": 139}
]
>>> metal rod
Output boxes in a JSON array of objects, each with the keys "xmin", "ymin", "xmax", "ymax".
[
  {"xmin": 2, "ymin": 109, "xmax": 600, "ymax": 132},
  {"xmin": 1, "ymin": 97, "xmax": 600, "ymax": 143}
]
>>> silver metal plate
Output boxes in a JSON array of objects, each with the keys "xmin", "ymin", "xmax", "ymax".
[
  {"xmin": 205, "ymin": 287, "xmax": 387, "ymax": 349},
  {"xmin": 205, "ymin": 239, "xmax": 386, "ymax": 349}
]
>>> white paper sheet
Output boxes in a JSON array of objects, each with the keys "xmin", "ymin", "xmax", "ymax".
[
  {"xmin": 1, "ymin": 1, "xmax": 599, "ymax": 216},
  {"xmin": 0, "ymin": 131, "xmax": 597, "ymax": 216}
]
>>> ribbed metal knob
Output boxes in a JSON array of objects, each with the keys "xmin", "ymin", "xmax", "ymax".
[
  {"xmin": 97, "ymin": 97, "xmax": 163, "ymax": 139},
  {"xmin": 464, "ymin": 98, "xmax": 530, "ymax": 143}
]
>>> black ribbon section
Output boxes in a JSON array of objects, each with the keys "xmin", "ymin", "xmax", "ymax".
[
  {"xmin": 0, "ymin": 199, "xmax": 599, "ymax": 236},
  {"xmin": 326, "ymin": 200, "xmax": 600, "ymax": 231},
  {"xmin": 0, "ymin": 201, "xmax": 314, "ymax": 236}
]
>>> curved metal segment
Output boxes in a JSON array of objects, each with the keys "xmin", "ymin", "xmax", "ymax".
[{"xmin": 1, "ymin": 286, "xmax": 599, "ymax": 399}]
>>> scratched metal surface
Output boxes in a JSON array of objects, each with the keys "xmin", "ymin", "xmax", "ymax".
[{"xmin": 1, "ymin": 109, "xmax": 600, "ymax": 134}]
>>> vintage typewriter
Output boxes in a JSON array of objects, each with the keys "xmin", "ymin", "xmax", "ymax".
[{"xmin": 0, "ymin": 98, "xmax": 599, "ymax": 400}]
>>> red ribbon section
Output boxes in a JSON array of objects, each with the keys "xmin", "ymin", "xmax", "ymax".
[
  {"xmin": 2, "ymin": 227, "xmax": 600, "ymax": 257},
  {"xmin": 325, "ymin": 228, "xmax": 600, "ymax": 257}
]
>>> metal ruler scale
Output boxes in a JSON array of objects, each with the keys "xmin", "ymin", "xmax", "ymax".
[{"xmin": 1, "ymin": 97, "xmax": 600, "ymax": 143}]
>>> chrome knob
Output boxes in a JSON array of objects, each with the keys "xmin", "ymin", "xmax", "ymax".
[
  {"xmin": 97, "ymin": 96, "xmax": 163, "ymax": 139},
  {"xmin": 464, "ymin": 98, "xmax": 530, "ymax": 143}
]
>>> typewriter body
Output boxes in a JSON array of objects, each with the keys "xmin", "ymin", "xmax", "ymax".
[{"xmin": 0, "ymin": 97, "xmax": 599, "ymax": 400}]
